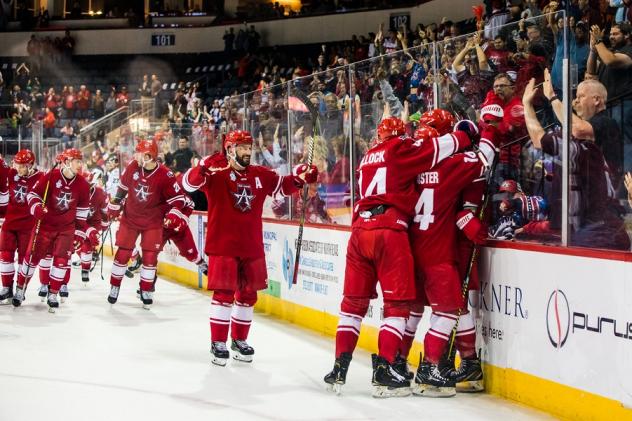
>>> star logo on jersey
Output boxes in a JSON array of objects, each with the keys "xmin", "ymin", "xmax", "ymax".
[
  {"xmin": 134, "ymin": 183, "xmax": 150, "ymax": 202},
  {"xmin": 13, "ymin": 185, "xmax": 27, "ymax": 204},
  {"xmin": 56, "ymin": 192, "xmax": 73, "ymax": 211},
  {"xmin": 232, "ymin": 184, "xmax": 255, "ymax": 212}
]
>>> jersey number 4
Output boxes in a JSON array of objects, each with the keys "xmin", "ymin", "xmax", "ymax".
[
  {"xmin": 414, "ymin": 188, "xmax": 434, "ymax": 230},
  {"xmin": 359, "ymin": 167, "xmax": 386, "ymax": 199}
]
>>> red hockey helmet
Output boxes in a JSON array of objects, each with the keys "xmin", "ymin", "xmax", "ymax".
[
  {"xmin": 419, "ymin": 108, "xmax": 455, "ymax": 136},
  {"xmin": 413, "ymin": 124, "xmax": 439, "ymax": 143},
  {"xmin": 377, "ymin": 117, "xmax": 406, "ymax": 142},
  {"xmin": 499, "ymin": 179, "xmax": 522, "ymax": 194},
  {"xmin": 14, "ymin": 149, "xmax": 35, "ymax": 165},
  {"xmin": 135, "ymin": 139, "xmax": 159, "ymax": 160},
  {"xmin": 64, "ymin": 148, "xmax": 83, "ymax": 161},
  {"xmin": 55, "ymin": 151, "xmax": 66, "ymax": 164},
  {"xmin": 223, "ymin": 130, "xmax": 254, "ymax": 150}
]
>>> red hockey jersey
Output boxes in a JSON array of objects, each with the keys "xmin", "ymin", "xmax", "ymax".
[
  {"xmin": 87, "ymin": 185, "xmax": 109, "ymax": 230},
  {"xmin": 183, "ymin": 164, "xmax": 303, "ymax": 258},
  {"xmin": 4, "ymin": 168, "xmax": 45, "ymax": 231},
  {"xmin": 410, "ymin": 139, "xmax": 495, "ymax": 266},
  {"xmin": 353, "ymin": 131, "xmax": 471, "ymax": 230},
  {"xmin": 27, "ymin": 169, "xmax": 90, "ymax": 234},
  {"xmin": 117, "ymin": 161, "xmax": 186, "ymax": 231}
]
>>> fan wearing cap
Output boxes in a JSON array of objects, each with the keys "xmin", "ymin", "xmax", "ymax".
[
  {"xmin": 105, "ymin": 139, "xmax": 186, "ymax": 309},
  {"xmin": 0, "ymin": 150, "xmax": 44, "ymax": 303},
  {"xmin": 12, "ymin": 148, "xmax": 90, "ymax": 311},
  {"xmin": 182, "ymin": 129, "xmax": 318, "ymax": 366},
  {"xmin": 323, "ymin": 116, "xmax": 475, "ymax": 398},
  {"xmin": 481, "ymin": 72, "xmax": 527, "ymax": 185}
]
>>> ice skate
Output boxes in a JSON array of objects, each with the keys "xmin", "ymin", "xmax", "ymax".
[
  {"xmin": 413, "ymin": 360, "xmax": 456, "ymax": 397},
  {"xmin": 231, "ymin": 339, "xmax": 254, "ymax": 363},
  {"xmin": 371, "ymin": 354, "xmax": 411, "ymax": 398},
  {"xmin": 38, "ymin": 284, "xmax": 48, "ymax": 302},
  {"xmin": 59, "ymin": 285, "xmax": 69, "ymax": 302},
  {"xmin": 211, "ymin": 341, "xmax": 229, "ymax": 366},
  {"xmin": 450, "ymin": 357, "xmax": 484, "ymax": 393},
  {"xmin": 0, "ymin": 286, "xmax": 13, "ymax": 304},
  {"xmin": 140, "ymin": 290, "xmax": 153, "ymax": 309},
  {"xmin": 323, "ymin": 352, "xmax": 352, "ymax": 395},
  {"xmin": 392, "ymin": 354, "xmax": 414, "ymax": 381},
  {"xmin": 81, "ymin": 269, "xmax": 90, "ymax": 284},
  {"xmin": 107, "ymin": 285, "xmax": 120, "ymax": 304},
  {"xmin": 47, "ymin": 293, "xmax": 59, "ymax": 313},
  {"xmin": 12, "ymin": 286, "xmax": 25, "ymax": 307},
  {"xmin": 126, "ymin": 255, "xmax": 141, "ymax": 278}
]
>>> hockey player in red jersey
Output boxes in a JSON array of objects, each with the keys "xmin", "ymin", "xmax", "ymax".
[
  {"xmin": 13, "ymin": 148, "xmax": 90, "ymax": 312},
  {"xmin": 106, "ymin": 139, "xmax": 186, "ymax": 308},
  {"xmin": 0, "ymin": 150, "xmax": 44, "ymax": 303},
  {"xmin": 182, "ymin": 129, "xmax": 317, "ymax": 366},
  {"xmin": 323, "ymin": 116, "xmax": 473, "ymax": 397},
  {"xmin": 132, "ymin": 175, "xmax": 208, "ymax": 296},
  {"xmin": 78, "ymin": 171, "xmax": 108, "ymax": 283},
  {"xmin": 404, "ymin": 117, "xmax": 498, "ymax": 397}
]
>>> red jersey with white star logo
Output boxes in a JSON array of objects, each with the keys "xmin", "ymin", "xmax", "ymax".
[
  {"xmin": 27, "ymin": 169, "xmax": 90, "ymax": 233},
  {"xmin": 118, "ymin": 161, "xmax": 186, "ymax": 231},
  {"xmin": 88, "ymin": 185, "xmax": 108, "ymax": 230},
  {"xmin": 183, "ymin": 164, "xmax": 302, "ymax": 258},
  {"xmin": 4, "ymin": 168, "xmax": 45, "ymax": 231}
]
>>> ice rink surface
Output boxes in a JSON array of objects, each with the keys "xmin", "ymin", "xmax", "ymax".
[{"xmin": 0, "ymin": 259, "xmax": 552, "ymax": 421}]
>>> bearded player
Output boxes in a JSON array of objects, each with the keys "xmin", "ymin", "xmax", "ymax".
[{"xmin": 182, "ymin": 130, "xmax": 317, "ymax": 366}]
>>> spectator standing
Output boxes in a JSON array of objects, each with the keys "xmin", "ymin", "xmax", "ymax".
[
  {"xmin": 171, "ymin": 136, "xmax": 196, "ymax": 174},
  {"xmin": 452, "ymin": 33, "xmax": 494, "ymax": 109},
  {"xmin": 60, "ymin": 121, "xmax": 74, "ymax": 145},
  {"xmin": 63, "ymin": 86, "xmax": 76, "ymax": 119},
  {"xmin": 105, "ymin": 88, "xmax": 117, "ymax": 114},
  {"xmin": 76, "ymin": 85, "xmax": 91, "ymax": 119},
  {"xmin": 116, "ymin": 86, "xmax": 129, "ymax": 109},
  {"xmin": 139, "ymin": 74, "xmax": 151, "ymax": 99},
  {"xmin": 223, "ymin": 28, "xmax": 235, "ymax": 52},
  {"xmin": 587, "ymin": 23, "xmax": 632, "ymax": 155},
  {"xmin": 92, "ymin": 89, "xmax": 105, "ymax": 118}
]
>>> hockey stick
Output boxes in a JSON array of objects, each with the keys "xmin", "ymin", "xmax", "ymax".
[
  {"xmin": 22, "ymin": 162, "xmax": 59, "ymax": 296},
  {"xmin": 445, "ymin": 153, "xmax": 499, "ymax": 364},
  {"xmin": 291, "ymin": 86, "xmax": 320, "ymax": 285}
]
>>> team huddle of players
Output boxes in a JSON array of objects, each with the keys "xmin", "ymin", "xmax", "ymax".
[
  {"xmin": 0, "ymin": 105, "xmax": 499, "ymax": 397},
  {"xmin": 323, "ymin": 107, "xmax": 501, "ymax": 398}
]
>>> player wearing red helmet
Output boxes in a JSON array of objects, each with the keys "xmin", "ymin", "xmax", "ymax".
[
  {"xmin": 419, "ymin": 109, "xmax": 456, "ymax": 136},
  {"xmin": 182, "ymin": 129, "xmax": 318, "ymax": 366},
  {"xmin": 323, "ymin": 117, "xmax": 474, "ymax": 397},
  {"xmin": 413, "ymin": 125, "xmax": 440, "ymax": 143},
  {"xmin": 105, "ymin": 138, "xmax": 186, "ymax": 309},
  {"xmin": 402, "ymin": 123, "xmax": 500, "ymax": 397},
  {"xmin": 12, "ymin": 148, "xmax": 90, "ymax": 311},
  {"xmin": 0, "ymin": 150, "xmax": 43, "ymax": 304}
]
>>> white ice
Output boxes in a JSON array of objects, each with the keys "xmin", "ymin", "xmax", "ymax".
[{"xmin": 0, "ymin": 258, "xmax": 552, "ymax": 421}]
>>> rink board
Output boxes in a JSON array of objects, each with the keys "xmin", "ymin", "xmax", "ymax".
[{"xmin": 108, "ymin": 215, "xmax": 632, "ymax": 420}]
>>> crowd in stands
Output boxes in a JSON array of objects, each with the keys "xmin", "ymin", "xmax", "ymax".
[{"xmin": 2, "ymin": 0, "xmax": 632, "ymax": 250}]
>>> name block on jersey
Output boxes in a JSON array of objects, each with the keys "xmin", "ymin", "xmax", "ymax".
[{"xmin": 359, "ymin": 150, "xmax": 385, "ymax": 167}]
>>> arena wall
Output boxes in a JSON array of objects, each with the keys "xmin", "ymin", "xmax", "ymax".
[
  {"xmin": 0, "ymin": 0, "xmax": 478, "ymax": 57},
  {"xmin": 107, "ymin": 214, "xmax": 632, "ymax": 420}
]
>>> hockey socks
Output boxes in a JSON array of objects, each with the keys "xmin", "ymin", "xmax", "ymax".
[
  {"xmin": 231, "ymin": 300, "xmax": 254, "ymax": 341},
  {"xmin": 423, "ymin": 312, "xmax": 458, "ymax": 364},
  {"xmin": 209, "ymin": 298, "xmax": 232, "ymax": 343},
  {"xmin": 335, "ymin": 311, "xmax": 362, "ymax": 358},
  {"xmin": 399, "ymin": 310, "xmax": 423, "ymax": 359},
  {"xmin": 378, "ymin": 317, "xmax": 406, "ymax": 363},
  {"xmin": 455, "ymin": 312, "xmax": 477, "ymax": 359}
]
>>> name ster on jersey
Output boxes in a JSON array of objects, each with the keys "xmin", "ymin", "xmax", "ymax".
[{"xmin": 417, "ymin": 171, "xmax": 439, "ymax": 185}]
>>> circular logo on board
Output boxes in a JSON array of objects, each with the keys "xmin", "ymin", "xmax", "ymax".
[{"xmin": 545, "ymin": 289, "xmax": 570, "ymax": 348}]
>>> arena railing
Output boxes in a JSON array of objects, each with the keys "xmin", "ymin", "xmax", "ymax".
[{"xmin": 124, "ymin": 12, "xmax": 632, "ymax": 253}]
